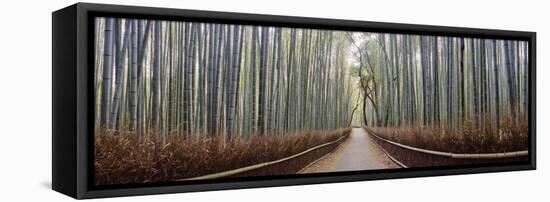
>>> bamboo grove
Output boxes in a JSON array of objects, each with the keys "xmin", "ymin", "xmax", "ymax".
[
  {"xmin": 93, "ymin": 17, "xmax": 529, "ymax": 184},
  {"xmin": 350, "ymin": 33, "xmax": 529, "ymax": 137},
  {"xmin": 94, "ymin": 17, "xmax": 356, "ymax": 141},
  {"xmin": 94, "ymin": 16, "xmax": 529, "ymax": 145}
]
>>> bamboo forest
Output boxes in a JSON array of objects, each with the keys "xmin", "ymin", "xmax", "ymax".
[{"xmin": 94, "ymin": 17, "xmax": 530, "ymax": 185}]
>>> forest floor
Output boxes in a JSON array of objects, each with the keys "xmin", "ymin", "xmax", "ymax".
[
  {"xmin": 369, "ymin": 118, "xmax": 529, "ymax": 153},
  {"xmin": 299, "ymin": 128, "xmax": 399, "ymax": 173},
  {"xmin": 94, "ymin": 128, "xmax": 351, "ymax": 185}
]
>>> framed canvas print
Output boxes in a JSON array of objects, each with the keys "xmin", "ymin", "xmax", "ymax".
[{"xmin": 52, "ymin": 3, "xmax": 536, "ymax": 199}]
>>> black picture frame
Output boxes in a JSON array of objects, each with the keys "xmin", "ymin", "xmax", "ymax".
[{"xmin": 52, "ymin": 3, "xmax": 536, "ymax": 199}]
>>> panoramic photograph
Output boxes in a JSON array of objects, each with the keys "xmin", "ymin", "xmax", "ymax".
[{"xmin": 93, "ymin": 17, "xmax": 529, "ymax": 185}]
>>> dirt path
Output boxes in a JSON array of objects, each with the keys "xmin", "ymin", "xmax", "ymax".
[{"xmin": 300, "ymin": 128, "xmax": 399, "ymax": 173}]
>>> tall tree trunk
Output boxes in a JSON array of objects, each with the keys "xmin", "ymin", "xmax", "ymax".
[
  {"xmin": 100, "ymin": 18, "xmax": 114, "ymax": 129},
  {"xmin": 110, "ymin": 20, "xmax": 132, "ymax": 130},
  {"xmin": 136, "ymin": 21, "xmax": 152, "ymax": 137},
  {"xmin": 206, "ymin": 24, "xmax": 216, "ymax": 135},
  {"xmin": 285, "ymin": 29, "xmax": 296, "ymax": 131},
  {"xmin": 472, "ymin": 39, "xmax": 480, "ymax": 127},
  {"xmin": 129, "ymin": 19, "xmax": 138, "ymax": 131},
  {"xmin": 151, "ymin": 21, "xmax": 162, "ymax": 132},
  {"xmin": 210, "ymin": 24, "xmax": 222, "ymax": 135},
  {"xmin": 504, "ymin": 40, "xmax": 516, "ymax": 123},
  {"xmin": 184, "ymin": 23, "xmax": 197, "ymax": 136},
  {"xmin": 268, "ymin": 27, "xmax": 279, "ymax": 132},
  {"xmin": 480, "ymin": 39, "xmax": 487, "ymax": 128},
  {"xmin": 420, "ymin": 36, "xmax": 430, "ymax": 125},
  {"xmin": 226, "ymin": 25, "xmax": 240, "ymax": 139},
  {"xmin": 197, "ymin": 24, "xmax": 206, "ymax": 135},
  {"xmin": 258, "ymin": 27, "xmax": 269, "ymax": 134},
  {"xmin": 492, "ymin": 39, "xmax": 500, "ymax": 130},
  {"xmin": 250, "ymin": 27, "xmax": 258, "ymax": 133},
  {"xmin": 274, "ymin": 28, "xmax": 283, "ymax": 134},
  {"xmin": 459, "ymin": 38, "xmax": 465, "ymax": 124},
  {"xmin": 432, "ymin": 36, "xmax": 440, "ymax": 125}
]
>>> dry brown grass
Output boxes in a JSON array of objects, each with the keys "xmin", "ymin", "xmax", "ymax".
[
  {"xmin": 369, "ymin": 114, "xmax": 528, "ymax": 153},
  {"xmin": 94, "ymin": 128, "xmax": 351, "ymax": 185}
]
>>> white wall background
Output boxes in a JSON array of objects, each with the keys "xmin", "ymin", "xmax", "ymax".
[{"xmin": 0, "ymin": 0, "xmax": 546, "ymax": 201}]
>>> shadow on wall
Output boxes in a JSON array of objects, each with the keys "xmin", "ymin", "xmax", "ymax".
[{"xmin": 40, "ymin": 181, "xmax": 51, "ymax": 189}]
